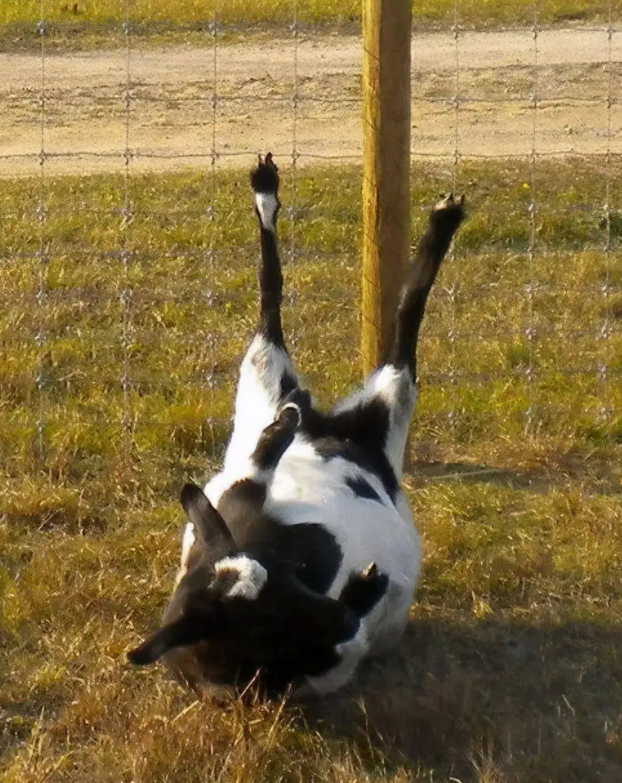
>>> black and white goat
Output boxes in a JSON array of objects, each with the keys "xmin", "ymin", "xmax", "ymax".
[{"xmin": 128, "ymin": 154, "xmax": 465, "ymax": 696}]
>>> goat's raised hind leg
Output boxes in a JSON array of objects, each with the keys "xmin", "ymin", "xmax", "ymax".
[
  {"xmin": 332, "ymin": 193, "xmax": 466, "ymax": 480},
  {"xmin": 225, "ymin": 154, "xmax": 300, "ymax": 469}
]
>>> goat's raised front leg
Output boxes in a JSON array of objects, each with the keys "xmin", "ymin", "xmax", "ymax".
[
  {"xmin": 217, "ymin": 401, "xmax": 302, "ymax": 532},
  {"xmin": 225, "ymin": 154, "xmax": 299, "ymax": 470},
  {"xmin": 331, "ymin": 194, "xmax": 466, "ymax": 480}
]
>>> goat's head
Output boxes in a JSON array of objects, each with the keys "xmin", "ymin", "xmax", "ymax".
[{"xmin": 128, "ymin": 483, "xmax": 379, "ymax": 692}]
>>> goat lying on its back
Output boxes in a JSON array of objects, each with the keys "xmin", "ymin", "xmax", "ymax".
[{"xmin": 128, "ymin": 154, "xmax": 465, "ymax": 696}]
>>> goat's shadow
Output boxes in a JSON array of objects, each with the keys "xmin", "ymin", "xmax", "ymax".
[
  {"xmin": 299, "ymin": 617, "xmax": 622, "ymax": 782},
  {"xmin": 409, "ymin": 456, "xmax": 622, "ymax": 497}
]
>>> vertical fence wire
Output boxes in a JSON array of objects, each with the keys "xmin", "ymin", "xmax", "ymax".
[
  {"xmin": 121, "ymin": 1, "xmax": 133, "ymax": 467},
  {"xmin": 289, "ymin": 0, "xmax": 300, "ymax": 301},
  {"xmin": 9, "ymin": 5, "xmax": 621, "ymax": 466},
  {"xmin": 36, "ymin": 1, "xmax": 47, "ymax": 465},
  {"xmin": 600, "ymin": 2, "xmax": 614, "ymax": 423},
  {"xmin": 204, "ymin": 7, "xmax": 219, "ymax": 459},
  {"xmin": 447, "ymin": 2, "xmax": 461, "ymax": 435},
  {"xmin": 526, "ymin": 1, "xmax": 540, "ymax": 431}
]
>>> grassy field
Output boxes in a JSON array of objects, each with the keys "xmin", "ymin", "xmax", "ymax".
[
  {"xmin": 0, "ymin": 0, "xmax": 619, "ymax": 51},
  {"xmin": 1, "ymin": 158, "xmax": 621, "ymax": 782}
]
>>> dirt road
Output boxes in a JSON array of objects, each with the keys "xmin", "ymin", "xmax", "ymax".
[{"xmin": 1, "ymin": 28, "xmax": 620, "ymax": 176}]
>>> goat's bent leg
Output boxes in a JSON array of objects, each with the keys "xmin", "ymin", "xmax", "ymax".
[
  {"xmin": 333, "ymin": 194, "xmax": 465, "ymax": 479},
  {"xmin": 225, "ymin": 154, "xmax": 299, "ymax": 469}
]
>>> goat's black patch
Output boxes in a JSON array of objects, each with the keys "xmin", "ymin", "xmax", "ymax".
[
  {"xmin": 339, "ymin": 567, "xmax": 389, "ymax": 617},
  {"xmin": 257, "ymin": 227, "xmax": 285, "ymax": 348},
  {"xmin": 345, "ymin": 475, "xmax": 382, "ymax": 504},
  {"xmin": 217, "ymin": 481, "xmax": 343, "ymax": 596},
  {"xmin": 388, "ymin": 194, "xmax": 465, "ymax": 379},
  {"xmin": 250, "ymin": 152, "xmax": 279, "ymax": 194},
  {"xmin": 297, "ymin": 399, "xmax": 399, "ymax": 501},
  {"xmin": 262, "ymin": 644, "xmax": 342, "ymax": 696},
  {"xmin": 308, "ymin": 432, "xmax": 398, "ymax": 506},
  {"xmin": 268, "ymin": 522, "xmax": 342, "ymax": 594},
  {"xmin": 217, "ymin": 479, "xmax": 267, "ymax": 538},
  {"xmin": 313, "ymin": 435, "xmax": 398, "ymax": 501},
  {"xmin": 279, "ymin": 370, "xmax": 298, "ymax": 401},
  {"xmin": 246, "ymin": 521, "xmax": 342, "ymax": 596}
]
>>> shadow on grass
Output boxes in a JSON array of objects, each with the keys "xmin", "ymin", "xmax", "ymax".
[
  {"xmin": 411, "ymin": 460, "xmax": 622, "ymax": 497},
  {"xmin": 302, "ymin": 617, "xmax": 622, "ymax": 782}
]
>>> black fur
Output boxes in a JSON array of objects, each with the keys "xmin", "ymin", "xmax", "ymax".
[
  {"xmin": 345, "ymin": 475, "xmax": 382, "ymax": 504},
  {"xmin": 339, "ymin": 564, "xmax": 389, "ymax": 616},
  {"xmin": 300, "ymin": 400, "xmax": 399, "ymax": 501},
  {"xmin": 279, "ymin": 370, "xmax": 299, "ymax": 401},
  {"xmin": 180, "ymin": 483, "xmax": 236, "ymax": 552},
  {"xmin": 217, "ymin": 479, "xmax": 267, "ymax": 539},
  {"xmin": 250, "ymin": 152, "xmax": 279, "ymax": 193},
  {"xmin": 248, "ymin": 523, "xmax": 343, "ymax": 595},
  {"xmin": 251, "ymin": 153, "xmax": 287, "ymax": 349},
  {"xmin": 222, "ymin": 505, "xmax": 344, "ymax": 597},
  {"xmin": 251, "ymin": 404, "xmax": 300, "ymax": 472},
  {"xmin": 388, "ymin": 194, "xmax": 465, "ymax": 379}
]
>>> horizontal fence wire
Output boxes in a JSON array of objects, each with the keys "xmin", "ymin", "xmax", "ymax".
[{"xmin": 4, "ymin": 151, "xmax": 622, "ymax": 166}]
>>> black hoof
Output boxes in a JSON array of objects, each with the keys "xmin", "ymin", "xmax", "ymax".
[{"xmin": 251, "ymin": 152, "xmax": 279, "ymax": 194}]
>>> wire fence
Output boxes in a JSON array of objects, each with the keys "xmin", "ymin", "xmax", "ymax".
[{"xmin": 1, "ymin": 1, "xmax": 621, "ymax": 481}]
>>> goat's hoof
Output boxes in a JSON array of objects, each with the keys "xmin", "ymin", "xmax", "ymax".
[
  {"xmin": 434, "ymin": 191, "xmax": 465, "ymax": 211},
  {"xmin": 431, "ymin": 192, "xmax": 466, "ymax": 231},
  {"xmin": 281, "ymin": 388, "xmax": 312, "ymax": 417},
  {"xmin": 278, "ymin": 402, "xmax": 301, "ymax": 430},
  {"xmin": 339, "ymin": 564, "xmax": 389, "ymax": 616},
  {"xmin": 361, "ymin": 562, "xmax": 378, "ymax": 579},
  {"xmin": 250, "ymin": 152, "xmax": 279, "ymax": 195}
]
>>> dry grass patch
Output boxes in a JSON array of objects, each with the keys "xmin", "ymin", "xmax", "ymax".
[
  {"xmin": 1, "ymin": 159, "xmax": 621, "ymax": 781},
  {"xmin": 0, "ymin": 0, "xmax": 619, "ymax": 52}
]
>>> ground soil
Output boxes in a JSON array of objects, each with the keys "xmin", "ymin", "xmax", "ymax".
[{"xmin": 1, "ymin": 28, "xmax": 621, "ymax": 176}]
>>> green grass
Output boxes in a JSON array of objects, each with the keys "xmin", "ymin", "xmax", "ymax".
[
  {"xmin": 1, "ymin": 0, "xmax": 619, "ymax": 52},
  {"xmin": 1, "ymin": 158, "xmax": 622, "ymax": 782}
]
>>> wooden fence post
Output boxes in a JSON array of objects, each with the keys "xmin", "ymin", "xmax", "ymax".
[{"xmin": 361, "ymin": 0, "xmax": 412, "ymax": 376}]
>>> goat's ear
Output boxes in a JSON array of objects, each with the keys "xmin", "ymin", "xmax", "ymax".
[
  {"xmin": 180, "ymin": 483, "xmax": 236, "ymax": 552},
  {"xmin": 127, "ymin": 617, "xmax": 205, "ymax": 666}
]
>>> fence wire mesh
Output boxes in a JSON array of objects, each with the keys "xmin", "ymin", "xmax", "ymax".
[{"xmin": 0, "ymin": 2, "xmax": 620, "ymax": 485}]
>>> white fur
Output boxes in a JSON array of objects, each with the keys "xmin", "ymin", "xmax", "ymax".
[
  {"xmin": 175, "ymin": 522, "xmax": 196, "ymax": 586},
  {"xmin": 214, "ymin": 556, "xmax": 268, "ymax": 600},
  {"xmin": 263, "ymin": 437, "xmax": 420, "ymax": 604},
  {"xmin": 255, "ymin": 193, "xmax": 278, "ymax": 232},
  {"xmin": 188, "ymin": 340, "xmax": 421, "ymax": 695},
  {"xmin": 224, "ymin": 334, "xmax": 296, "ymax": 476}
]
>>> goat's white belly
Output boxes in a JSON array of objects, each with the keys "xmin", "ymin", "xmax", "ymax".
[
  {"xmin": 267, "ymin": 439, "xmax": 420, "ymax": 687},
  {"xmin": 266, "ymin": 438, "xmax": 420, "ymax": 593}
]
